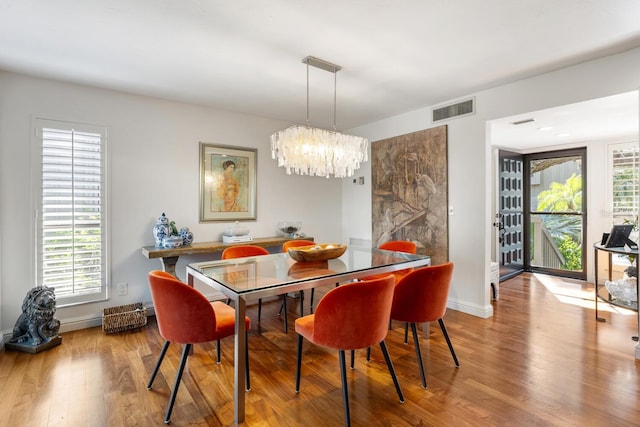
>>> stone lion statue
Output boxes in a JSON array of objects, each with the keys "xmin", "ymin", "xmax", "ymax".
[{"xmin": 9, "ymin": 286, "xmax": 60, "ymax": 346}]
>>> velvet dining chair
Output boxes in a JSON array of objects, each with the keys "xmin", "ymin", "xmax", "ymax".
[
  {"xmin": 295, "ymin": 274, "xmax": 404, "ymax": 427},
  {"xmin": 378, "ymin": 240, "xmax": 417, "ymax": 281},
  {"xmin": 379, "ymin": 240, "xmax": 417, "ymax": 254},
  {"xmin": 390, "ymin": 262, "xmax": 459, "ymax": 389},
  {"xmin": 358, "ymin": 240, "xmax": 418, "ymax": 359},
  {"xmin": 221, "ymin": 245, "xmax": 291, "ymax": 332},
  {"xmin": 363, "ymin": 240, "xmax": 417, "ymax": 284},
  {"xmin": 146, "ymin": 270, "xmax": 251, "ymax": 424},
  {"xmin": 282, "ymin": 239, "xmax": 316, "ymax": 314}
]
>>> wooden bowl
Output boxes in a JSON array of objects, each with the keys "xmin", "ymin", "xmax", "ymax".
[{"xmin": 288, "ymin": 243, "xmax": 347, "ymax": 262}]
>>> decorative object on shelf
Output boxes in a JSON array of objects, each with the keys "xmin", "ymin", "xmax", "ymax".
[
  {"xmin": 270, "ymin": 56, "xmax": 368, "ymax": 178},
  {"xmin": 224, "ymin": 221, "xmax": 251, "ymax": 237},
  {"xmin": 200, "ymin": 143, "xmax": 257, "ymax": 222},
  {"xmin": 153, "ymin": 212, "xmax": 171, "ymax": 247},
  {"xmin": 277, "ymin": 221, "xmax": 303, "ymax": 238},
  {"xmin": 625, "ymin": 265, "xmax": 637, "ymax": 278},
  {"xmin": 222, "ymin": 221, "xmax": 253, "ymax": 243},
  {"xmin": 153, "ymin": 213, "xmax": 193, "ymax": 247},
  {"xmin": 162, "ymin": 235, "xmax": 184, "ymax": 249},
  {"xmin": 605, "ymin": 278, "xmax": 638, "ymax": 303},
  {"xmin": 169, "ymin": 220, "xmax": 179, "ymax": 236},
  {"xmin": 179, "ymin": 227, "xmax": 194, "ymax": 246},
  {"xmin": 6, "ymin": 286, "xmax": 62, "ymax": 353},
  {"xmin": 288, "ymin": 243, "xmax": 347, "ymax": 262}
]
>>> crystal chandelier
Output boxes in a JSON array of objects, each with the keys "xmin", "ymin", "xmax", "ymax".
[{"xmin": 271, "ymin": 56, "xmax": 369, "ymax": 178}]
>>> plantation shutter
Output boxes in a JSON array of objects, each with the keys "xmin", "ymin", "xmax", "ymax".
[
  {"xmin": 36, "ymin": 119, "xmax": 108, "ymax": 304},
  {"xmin": 611, "ymin": 142, "xmax": 639, "ymax": 224}
]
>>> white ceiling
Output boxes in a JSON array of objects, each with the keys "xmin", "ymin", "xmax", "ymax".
[
  {"xmin": 1, "ymin": 0, "xmax": 640, "ymax": 144},
  {"xmin": 490, "ymin": 91, "xmax": 639, "ymax": 150}
]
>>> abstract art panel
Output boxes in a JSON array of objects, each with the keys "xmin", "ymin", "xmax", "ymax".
[{"xmin": 372, "ymin": 126, "xmax": 448, "ymax": 265}]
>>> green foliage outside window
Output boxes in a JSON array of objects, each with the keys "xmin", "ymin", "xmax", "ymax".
[{"xmin": 537, "ymin": 173, "xmax": 583, "ymax": 271}]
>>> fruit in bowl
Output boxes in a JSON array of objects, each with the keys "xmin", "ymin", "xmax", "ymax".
[{"xmin": 288, "ymin": 243, "xmax": 347, "ymax": 262}]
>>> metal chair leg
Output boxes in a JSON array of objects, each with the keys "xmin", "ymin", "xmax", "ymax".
[
  {"xmin": 165, "ymin": 343, "xmax": 191, "ymax": 423},
  {"xmin": 299, "ymin": 290, "xmax": 305, "ymax": 316},
  {"xmin": 338, "ymin": 350, "xmax": 351, "ymax": 427},
  {"xmin": 309, "ymin": 288, "xmax": 315, "ymax": 313},
  {"xmin": 350, "ymin": 349, "xmax": 355, "ymax": 369},
  {"xmin": 379, "ymin": 340, "xmax": 404, "ymax": 403},
  {"xmin": 258, "ymin": 298, "xmax": 263, "ymax": 321},
  {"xmin": 404, "ymin": 322, "xmax": 409, "ymax": 344},
  {"xmin": 282, "ymin": 296, "xmax": 288, "ymax": 333},
  {"xmin": 438, "ymin": 318, "xmax": 460, "ymax": 367},
  {"xmin": 245, "ymin": 331, "xmax": 251, "ymax": 391},
  {"xmin": 147, "ymin": 340, "xmax": 170, "ymax": 389},
  {"xmin": 295, "ymin": 334, "xmax": 303, "ymax": 393},
  {"xmin": 411, "ymin": 322, "xmax": 428, "ymax": 388},
  {"xmin": 366, "ymin": 346, "xmax": 371, "ymax": 362}
]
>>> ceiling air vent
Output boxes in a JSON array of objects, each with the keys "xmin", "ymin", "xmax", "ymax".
[{"xmin": 432, "ymin": 98, "xmax": 475, "ymax": 122}]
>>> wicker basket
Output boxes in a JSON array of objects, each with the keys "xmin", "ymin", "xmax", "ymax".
[{"xmin": 102, "ymin": 302, "xmax": 147, "ymax": 334}]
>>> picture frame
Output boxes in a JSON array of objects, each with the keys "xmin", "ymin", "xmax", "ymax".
[{"xmin": 199, "ymin": 142, "xmax": 257, "ymax": 222}]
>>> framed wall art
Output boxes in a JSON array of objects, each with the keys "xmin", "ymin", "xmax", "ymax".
[
  {"xmin": 199, "ymin": 142, "xmax": 257, "ymax": 222},
  {"xmin": 371, "ymin": 126, "xmax": 448, "ymax": 265}
]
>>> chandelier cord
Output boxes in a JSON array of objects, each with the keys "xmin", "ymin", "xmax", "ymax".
[
  {"xmin": 306, "ymin": 61, "xmax": 310, "ymax": 125},
  {"xmin": 333, "ymin": 68, "xmax": 337, "ymax": 131}
]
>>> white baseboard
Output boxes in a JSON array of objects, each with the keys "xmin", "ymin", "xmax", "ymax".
[{"xmin": 446, "ymin": 298, "xmax": 494, "ymax": 319}]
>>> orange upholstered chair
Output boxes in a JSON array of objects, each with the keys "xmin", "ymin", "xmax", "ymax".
[
  {"xmin": 221, "ymin": 245, "xmax": 291, "ymax": 331},
  {"xmin": 379, "ymin": 240, "xmax": 417, "ymax": 254},
  {"xmin": 361, "ymin": 240, "xmax": 418, "ymax": 352},
  {"xmin": 282, "ymin": 239, "xmax": 316, "ymax": 314},
  {"xmin": 390, "ymin": 262, "xmax": 459, "ymax": 388},
  {"xmin": 378, "ymin": 240, "xmax": 417, "ymax": 281},
  {"xmin": 146, "ymin": 270, "xmax": 250, "ymax": 424},
  {"xmin": 295, "ymin": 275, "xmax": 404, "ymax": 427},
  {"xmin": 364, "ymin": 240, "xmax": 417, "ymax": 284}
]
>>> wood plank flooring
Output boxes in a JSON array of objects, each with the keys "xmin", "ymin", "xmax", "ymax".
[{"xmin": 1, "ymin": 273, "xmax": 639, "ymax": 426}]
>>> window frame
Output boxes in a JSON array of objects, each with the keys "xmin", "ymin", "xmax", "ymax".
[{"xmin": 32, "ymin": 118, "xmax": 110, "ymax": 307}]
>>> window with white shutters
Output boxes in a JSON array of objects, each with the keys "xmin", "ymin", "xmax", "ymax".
[
  {"xmin": 609, "ymin": 142, "xmax": 639, "ymax": 225},
  {"xmin": 34, "ymin": 119, "xmax": 108, "ymax": 305}
]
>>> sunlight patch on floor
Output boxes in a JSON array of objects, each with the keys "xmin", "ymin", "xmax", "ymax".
[{"xmin": 533, "ymin": 273, "xmax": 636, "ymax": 316}]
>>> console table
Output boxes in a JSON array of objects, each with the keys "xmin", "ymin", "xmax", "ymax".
[
  {"xmin": 593, "ymin": 243, "xmax": 639, "ymax": 359},
  {"xmin": 141, "ymin": 236, "xmax": 314, "ymax": 277}
]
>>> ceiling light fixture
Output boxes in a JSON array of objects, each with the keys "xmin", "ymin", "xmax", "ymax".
[{"xmin": 270, "ymin": 56, "xmax": 369, "ymax": 178}]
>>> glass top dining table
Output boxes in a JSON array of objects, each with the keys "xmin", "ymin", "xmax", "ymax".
[{"xmin": 186, "ymin": 246, "xmax": 431, "ymax": 425}]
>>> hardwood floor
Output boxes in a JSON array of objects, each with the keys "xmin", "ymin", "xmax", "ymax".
[{"xmin": 1, "ymin": 273, "xmax": 638, "ymax": 426}]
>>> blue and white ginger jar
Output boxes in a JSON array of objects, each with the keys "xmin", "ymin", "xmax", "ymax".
[
  {"xmin": 153, "ymin": 213, "xmax": 171, "ymax": 247},
  {"xmin": 180, "ymin": 227, "xmax": 194, "ymax": 246}
]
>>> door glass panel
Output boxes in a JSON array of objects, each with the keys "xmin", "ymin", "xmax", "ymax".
[{"xmin": 529, "ymin": 155, "xmax": 584, "ymax": 274}]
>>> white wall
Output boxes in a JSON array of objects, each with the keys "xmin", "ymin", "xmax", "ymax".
[
  {"xmin": 344, "ymin": 47, "xmax": 640, "ymax": 319},
  {"xmin": 2, "ymin": 47, "xmax": 640, "ymax": 336},
  {"xmin": 0, "ymin": 71, "xmax": 344, "ymax": 334}
]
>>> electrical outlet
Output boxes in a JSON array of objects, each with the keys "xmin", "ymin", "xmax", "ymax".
[{"xmin": 117, "ymin": 282, "xmax": 128, "ymax": 296}]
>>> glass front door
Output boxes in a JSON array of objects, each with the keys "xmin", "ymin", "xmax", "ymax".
[{"xmin": 525, "ymin": 148, "xmax": 586, "ymax": 279}]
